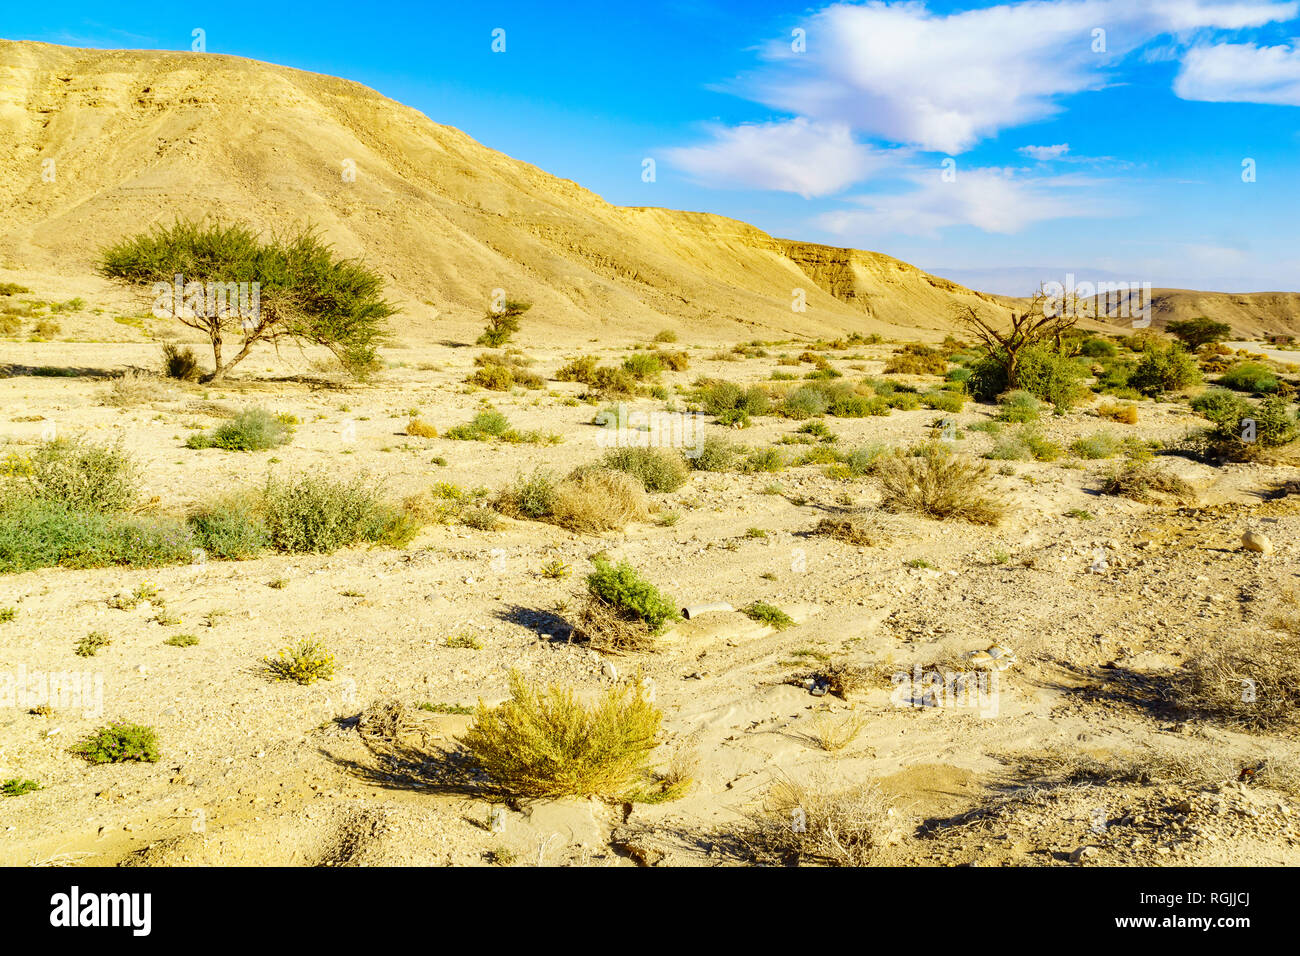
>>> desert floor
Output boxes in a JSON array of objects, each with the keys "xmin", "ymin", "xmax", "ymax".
[{"xmin": 2, "ymin": 324, "xmax": 1299, "ymax": 867}]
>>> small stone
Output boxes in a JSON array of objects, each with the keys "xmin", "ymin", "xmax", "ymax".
[
  {"xmin": 1241, "ymin": 530, "xmax": 1273, "ymax": 554},
  {"xmin": 1070, "ymin": 846, "xmax": 1097, "ymax": 862}
]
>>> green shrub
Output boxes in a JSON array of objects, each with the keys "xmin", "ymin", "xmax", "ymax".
[
  {"xmin": 698, "ymin": 380, "xmax": 770, "ymax": 422},
  {"xmin": 468, "ymin": 364, "xmax": 514, "ymax": 390},
  {"xmin": 259, "ymin": 473, "xmax": 412, "ymax": 553},
  {"xmin": 985, "ymin": 428, "xmax": 1060, "ymax": 462},
  {"xmin": 72, "ymin": 723, "xmax": 160, "ymax": 764},
  {"xmin": 884, "ymin": 391, "xmax": 920, "ymax": 410},
  {"xmin": 2, "ymin": 778, "xmax": 41, "ymax": 796},
  {"xmin": 623, "ymin": 353, "xmax": 663, "ymax": 380},
  {"xmin": 742, "ymin": 602, "xmax": 795, "ymax": 630},
  {"xmin": 74, "ymin": 630, "xmax": 112, "ymax": 657},
  {"xmin": 1217, "ymin": 361, "xmax": 1279, "ymax": 395},
  {"xmin": 600, "ymin": 447, "xmax": 689, "ymax": 492},
  {"xmin": 1015, "ymin": 347, "xmax": 1087, "ymax": 411},
  {"xmin": 969, "ymin": 346, "xmax": 1085, "ymax": 410},
  {"xmin": 884, "ymin": 346, "xmax": 947, "ymax": 375},
  {"xmin": 556, "ymin": 355, "xmax": 599, "ymax": 383},
  {"xmin": 1130, "ymin": 345, "xmax": 1201, "ymax": 396},
  {"xmin": 187, "ymin": 407, "xmax": 294, "ymax": 451},
  {"xmin": 1070, "ymin": 430, "xmax": 1122, "ymax": 459},
  {"xmin": 496, "ymin": 469, "xmax": 559, "ymax": 520},
  {"xmin": 0, "ymin": 500, "xmax": 195, "ymax": 573},
  {"xmin": 826, "ymin": 390, "xmax": 878, "ymax": 417},
  {"xmin": 445, "ymin": 409, "xmax": 513, "ymax": 441},
  {"xmin": 263, "ymin": 638, "xmax": 336, "ymax": 684},
  {"xmin": 739, "ymin": 447, "xmax": 786, "ymax": 473},
  {"xmin": 458, "ymin": 669, "xmax": 661, "ymax": 798},
  {"xmin": 587, "ymin": 559, "xmax": 680, "ymax": 634},
  {"xmin": 843, "ymin": 444, "xmax": 888, "ymax": 476},
  {"xmin": 188, "ymin": 498, "xmax": 269, "ymax": 559},
  {"xmin": 6, "ymin": 437, "xmax": 137, "ymax": 512},
  {"xmin": 997, "ymin": 390, "xmax": 1041, "ymax": 423},
  {"xmin": 1194, "ymin": 392, "xmax": 1298, "ymax": 449},
  {"xmin": 588, "ymin": 366, "xmax": 639, "ymax": 396},
  {"xmin": 921, "ymin": 390, "xmax": 964, "ymax": 413},
  {"xmin": 1250, "ymin": 395, "xmax": 1300, "ymax": 446},
  {"xmin": 1080, "ymin": 337, "xmax": 1118, "ymax": 358},
  {"xmin": 691, "ymin": 436, "xmax": 742, "ymax": 472}
]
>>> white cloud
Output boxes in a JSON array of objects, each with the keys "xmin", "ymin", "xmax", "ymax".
[
  {"xmin": 1020, "ymin": 143, "xmax": 1072, "ymax": 160},
  {"xmin": 1174, "ymin": 42, "xmax": 1300, "ymax": 104},
  {"xmin": 662, "ymin": 118, "xmax": 892, "ymax": 197},
  {"xmin": 814, "ymin": 166, "xmax": 1109, "ymax": 238},
  {"xmin": 740, "ymin": 0, "xmax": 1298, "ymax": 153}
]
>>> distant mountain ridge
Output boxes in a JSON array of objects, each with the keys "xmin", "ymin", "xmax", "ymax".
[{"xmin": 1, "ymin": 40, "xmax": 1295, "ymax": 341}]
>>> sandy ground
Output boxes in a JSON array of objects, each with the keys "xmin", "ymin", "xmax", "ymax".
[{"xmin": 2, "ymin": 323, "xmax": 1299, "ymax": 868}]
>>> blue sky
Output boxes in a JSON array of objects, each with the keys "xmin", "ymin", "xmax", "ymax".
[{"xmin": 6, "ymin": 0, "xmax": 1300, "ymax": 293}]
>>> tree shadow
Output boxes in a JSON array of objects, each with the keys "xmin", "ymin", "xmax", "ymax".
[
  {"xmin": 0, "ymin": 363, "xmax": 117, "ymax": 379},
  {"xmin": 320, "ymin": 713, "xmax": 484, "ymax": 797},
  {"xmin": 497, "ymin": 604, "xmax": 573, "ymax": 644}
]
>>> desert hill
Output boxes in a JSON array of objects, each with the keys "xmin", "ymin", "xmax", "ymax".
[{"xmin": 0, "ymin": 39, "xmax": 1296, "ymax": 342}]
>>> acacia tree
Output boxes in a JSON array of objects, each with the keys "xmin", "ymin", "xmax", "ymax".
[
  {"xmin": 953, "ymin": 286, "xmax": 1079, "ymax": 389},
  {"xmin": 477, "ymin": 299, "xmax": 531, "ymax": 347},
  {"xmin": 100, "ymin": 219, "xmax": 395, "ymax": 382},
  {"xmin": 1166, "ymin": 317, "xmax": 1231, "ymax": 350}
]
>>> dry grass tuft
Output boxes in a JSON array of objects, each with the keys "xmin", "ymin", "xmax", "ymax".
[
  {"xmin": 727, "ymin": 777, "xmax": 897, "ymax": 866},
  {"xmin": 102, "ymin": 370, "xmax": 173, "ymax": 407},
  {"xmin": 813, "ymin": 512, "xmax": 889, "ymax": 546},
  {"xmin": 874, "ymin": 445, "xmax": 1007, "ymax": 524},
  {"xmin": 1099, "ymin": 462, "xmax": 1194, "ymax": 503},
  {"xmin": 806, "ymin": 708, "xmax": 868, "ymax": 751}
]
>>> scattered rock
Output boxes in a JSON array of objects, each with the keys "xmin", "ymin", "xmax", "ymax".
[{"xmin": 1241, "ymin": 530, "xmax": 1272, "ymax": 554}]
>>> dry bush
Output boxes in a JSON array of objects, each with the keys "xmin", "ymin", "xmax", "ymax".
[
  {"xmin": 406, "ymin": 417, "xmax": 438, "ymax": 438},
  {"xmin": 813, "ymin": 512, "xmax": 889, "ymax": 546},
  {"xmin": 874, "ymin": 446, "xmax": 1007, "ymax": 525},
  {"xmin": 550, "ymin": 466, "xmax": 650, "ymax": 533},
  {"xmin": 1178, "ymin": 631, "xmax": 1300, "ymax": 730},
  {"xmin": 571, "ymin": 595, "xmax": 656, "ymax": 653},
  {"xmin": 1097, "ymin": 401, "xmax": 1139, "ymax": 424},
  {"xmin": 821, "ymin": 661, "xmax": 874, "ymax": 699},
  {"xmin": 1009, "ymin": 747, "xmax": 1227, "ymax": 788},
  {"xmin": 728, "ymin": 777, "xmax": 896, "ymax": 867},
  {"xmin": 102, "ymin": 370, "xmax": 172, "ymax": 407},
  {"xmin": 657, "ymin": 349, "xmax": 690, "ymax": 372},
  {"xmin": 1099, "ymin": 462, "xmax": 1194, "ymax": 503},
  {"xmin": 458, "ymin": 669, "xmax": 662, "ymax": 798}
]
